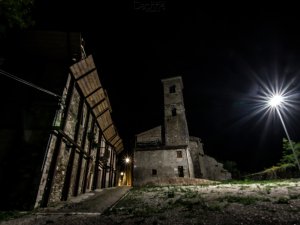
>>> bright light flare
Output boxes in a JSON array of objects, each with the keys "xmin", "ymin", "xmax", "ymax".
[
  {"xmin": 268, "ymin": 94, "xmax": 283, "ymax": 108},
  {"xmin": 125, "ymin": 157, "xmax": 130, "ymax": 164},
  {"xmin": 233, "ymin": 74, "xmax": 300, "ymax": 134},
  {"xmin": 252, "ymin": 75, "xmax": 300, "ymax": 123}
]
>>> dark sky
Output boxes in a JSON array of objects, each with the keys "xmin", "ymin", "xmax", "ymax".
[{"xmin": 35, "ymin": 2, "xmax": 300, "ymax": 173}]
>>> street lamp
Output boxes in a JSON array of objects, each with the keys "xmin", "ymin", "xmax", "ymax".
[
  {"xmin": 124, "ymin": 156, "xmax": 131, "ymax": 186},
  {"xmin": 119, "ymin": 172, "xmax": 124, "ymax": 186},
  {"xmin": 125, "ymin": 157, "xmax": 130, "ymax": 164},
  {"xmin": 268, "ymin": 94, "xmax": 300, "ymax": 171}
]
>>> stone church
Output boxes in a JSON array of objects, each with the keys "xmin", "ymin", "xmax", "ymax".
[{"xmin": 133, "ymin": 76, "xmax": 231, "ymax": 186}]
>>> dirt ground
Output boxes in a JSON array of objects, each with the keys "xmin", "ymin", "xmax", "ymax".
[
  {"xmin": 1, "ymin": 179, "xmax": 300, "ymax": 225},
  {"xmin": 101, "ymin": 179, "xmax": 300, "ymax": 225}
]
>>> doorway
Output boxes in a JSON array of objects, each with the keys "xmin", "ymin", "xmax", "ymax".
[{"xmin": 178, "ymin": 166, "xmax": 184, "ymax": 177}]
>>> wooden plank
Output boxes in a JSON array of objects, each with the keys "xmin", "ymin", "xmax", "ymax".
[
  {"xmin": 115, "ymin": 140, "xmax": 122, "ymax": 149},
  {"xmin": 70, "ymin": 55, "xmax": 96, "ymax": 79},
  {"xmin": 105, "ymin": 125, "xmax": 115, "ymax": 140},
  {"xmin": 116, "ymin": 143, "xmax": 124, "ymax": 153},
  {"xmin": 81, "ymin": 57, "xmax": 88, "ymax": 73},
  {"xmin": 111, "ymin": 136, "xmax": 120, "ymax": 145},
  {"xmin": 86, "ymin": 55, "xmax": 95, "ymax": 71}
]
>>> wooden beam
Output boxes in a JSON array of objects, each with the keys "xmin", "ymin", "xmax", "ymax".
[
  {"xmin": 92, "ymin": 98, "xmax": 106, "ymax": 109},
  {"xmin": 102, "ymin": 123, "xmax": 114, "ymax": 133},
  {"xmin": 75, "ymin": 68, "xmax": 97, "ymax": 81},
  {"xmin": 96, "ymin": 107, "xmax": 110, "ymax": 118},
  {"xmin": 85, "ymin": 86, "xmax": 102, "ymax": 99},
  {"xmin": 114, "ymin": 139, "xmax": 122, "ymax": 148},
  {"xmin": 108, "ymin": 133, "xmax": 118, "ymax": 142}
]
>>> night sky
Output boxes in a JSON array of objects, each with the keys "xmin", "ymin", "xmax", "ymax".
[{"xmin": 35, "ymin": 2, "xmax": 300, "ymax": 173}]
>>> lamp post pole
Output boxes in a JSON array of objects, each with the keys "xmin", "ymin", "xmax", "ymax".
[
  {"xmin": 125, "ymin": 157, "xmax": 131, "ymax": 186},
  {"xmin": 268, "ymin": 94, "xmax": 300, "ymax": 172},
  {"xmin": 275, "ymin": 107, "xmax": 300, "ymax": 172}
]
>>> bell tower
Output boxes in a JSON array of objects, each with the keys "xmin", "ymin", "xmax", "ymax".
[{"xmin": 161, "ymin": 76, "xmax": 189, "ymax": 146}]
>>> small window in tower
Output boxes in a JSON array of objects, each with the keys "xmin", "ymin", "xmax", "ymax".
[
  {"xmin": 169, "ymin": 85, "xmax": 176, "ymax": 93},
  {"xmin": 152, "ymin": 169, "xmax": 157, "ymax": 176},
  {"xmin": 172, "ymin": 108, "xmax": 177, "ymax": 116},
  {"xmin": 177, "ymin": 151, "xmax": 182, "ymax": 158}
]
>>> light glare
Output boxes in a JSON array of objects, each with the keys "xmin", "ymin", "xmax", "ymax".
[{"xmin": 269, "ymin": 94, "xmax": 283, "ymax": 107}]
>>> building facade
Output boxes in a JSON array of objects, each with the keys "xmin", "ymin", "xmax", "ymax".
[
  {"xmin": 134, "ymin": 76, "xmax": 231, "ymax": 186},
  {"xmin": 0, "ymin": 31, "xmax": 123, "ymax": 210},
  {"xmin": 35, "ymin": 55, "xmax": 123, "ymax": 208}
]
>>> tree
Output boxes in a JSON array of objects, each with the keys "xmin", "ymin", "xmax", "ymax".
[
  {"xmin": 223, "ymin": 160, "xmax": 241, "ymax": 179},
  {"xmin": 0, "ymin": 0, "xmax": 35, "ymax": 30},
  {"xmin": 279, "ymin": 138, "xmax": 300, "ymax": 168},
  {"xmin": 246, "ymin": 138, "xmax": 300, "ymax": 180}
]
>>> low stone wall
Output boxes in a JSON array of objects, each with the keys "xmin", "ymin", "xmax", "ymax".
[
  {"xmin": 245, "ymin": 167, "xmax": 300, "ymax": 180},
  {"xmin": 133, "ymin": 177, "xmax": 218, "ymax": 186}
]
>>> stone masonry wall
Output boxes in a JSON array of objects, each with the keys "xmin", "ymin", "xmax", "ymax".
[
  {"xmin": 49, "ymin": 141, "xmax": 70, "ymax": 203},
  {"xmin": 189, "ymin": 137, "xmax": 207, "ymax": 178},
  {"xmin": 189, "ymin": 140, "xmax": 202, "ymax": 178},
  {"xmin": 136, "ymin": 126, "xmax": 162, "ymax": 145},
  {"xmin": 49, "ymin": 85, "xmax": 80, "ymax": 203},
  {"xmin": 134, "ymin": 148, "xmax": 190, "ymax": 186},
  {"xmin": 79, "ymin": 112, "xmax": 93, "ymax": 193},
  {"xmin": 204, "ymin": 155, "xmax": 231, "ymax": 180},
  {"xmin": 34, "ymin": 134, "xmax": 57, "ymax": 208},
  {"xmin": 162, "ymin": 77, "xmax": 189, "ymax": 146}
]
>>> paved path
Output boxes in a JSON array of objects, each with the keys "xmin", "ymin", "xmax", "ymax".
[
  {"xmin": 0, "ymin": 186, "xmax": 132, "ymax": 225},
  {"xmin": 40, "ymin": 186, "xmax": 132, "ymax": 214}
]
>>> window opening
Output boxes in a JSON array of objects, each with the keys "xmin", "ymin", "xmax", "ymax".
[
  {"xmin": 172, "ymin": 108, "xmax": 177, "ymax": 116},
  {"xmin": 177, "ymin": 151, "xmax": 182, "ymax": 158},
  {"xmin": 152, "ymin": 169, "xmax": 157, "ymax": 176},
  {"xmin": 169, "ymin": 85, "xmax": 176, "ymax": 93}
]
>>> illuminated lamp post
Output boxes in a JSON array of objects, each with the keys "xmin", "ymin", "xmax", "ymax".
[
  {"xmin": 268, "ymin": 94, "xmax": 300, "ymax": 172},
  {"xmin": 125, "ymin": 157, "xmax": 131, "ymax": 186},
  {"xmin": 120, "ymin": 172, "xmax": 124, "ymax": 186},
  {"xmin": 125, "ymin": 157, "xmax": 130, "ymax": 164}
]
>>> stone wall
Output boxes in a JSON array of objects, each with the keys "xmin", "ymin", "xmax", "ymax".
[
  {"xmin": 204, "ymin": 155, "xmax": 231, "ymax": 180},
  {"xmin": 189, "ymin": 137, "xmax": 207, "ymax": 178},
  {"xmin": 35, "ymin": 72, "xmax": 120, "ymax": 207},
  {"xmin": 48, "ymin": 82, "xmax": 81, "ymax": 203},
  {"xmin": 49, "ymin": 141, "xmax": 70, "ymax": 203},
  {"xmin": 34, "ymin": 134, "xmax": 57, "ymax": 208},
  {"xmin": 134, "ymin": 147, "xmax": 191, "ymax": 186},
  {"xmin": 135, "ymin": 126, "xmax": 162, "ymax": 146},
  {"xmin": 134, "ymin": 177, "xmax": 216, "ymax": 186},
  {"xmin": 162, "ymin": 77, "xmax": 189, "ymax": 146}
]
